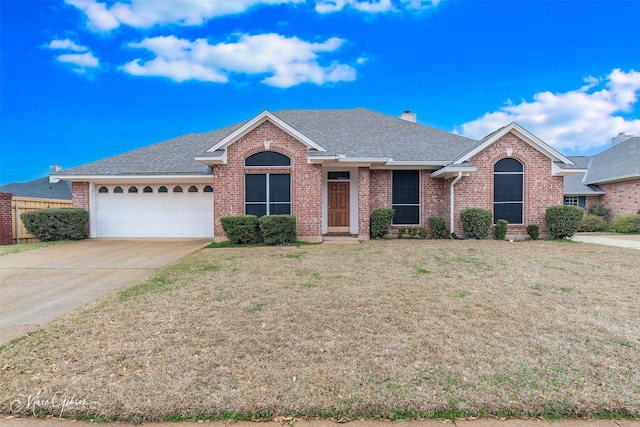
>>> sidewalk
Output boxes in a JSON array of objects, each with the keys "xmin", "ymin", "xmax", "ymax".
[
  {"xmin": 1, "ymin": 417, "xmax": 639, "ymax": 427},
  {"xmin": 572, "ymin": 234, "xmax": 640, "ymax": 250}
]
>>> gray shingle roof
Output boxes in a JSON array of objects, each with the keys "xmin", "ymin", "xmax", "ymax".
[
  {"xmin": 274, "ymin": 108, "xmax": 477, "ymax": 162},
  {"xmin": 583, "ymin": 137, "xmax": 640, "ymax": 184},
  {"xmin": 57, "ymin": 122, "xmax": 245, "ymax": 176},
  {"xmin": 0, "ymin": 177, "xmax": 72, "ymax": 200},
  {"xmin": 563, "ymin": 156, "xmax": 604, "ymax": 196},
  {"xmin": 54, "ymin": 108, "xmax": 481, "ymax": 176}
]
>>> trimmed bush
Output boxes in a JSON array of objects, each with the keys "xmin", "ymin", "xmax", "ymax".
[
  {"xmin": 220, "ymin": 215, "xmax": 261, "ymax": 244},
  {"xmin": 460, "ymin": 208, "xmax": 492, "ymax": 239},
  {"xmin": 397, "ymin": 226, "xmax": 406, "ymax": 239},
  {"xmin": 417, "ymin": 226, "xmax": 427, "ymax": 239},
  {"xmin": 494, "ymin": 219, "xmax": 508, "ymax": 240},
  {"xmin": 545, "ymin": 205, "xmax": 584, "ymax": 239},
  {"xmin": 587, "ymin": 202, "xmax": 611, "ymax": 221},
  {"xmin": 259, "ymin": 215, "xmax": 296, "ymax": 245},
  {"xmin": 20, "ymin": 208, "xmax": 89, "ymax": 242},
  {"xmin": 612, "ymin": 214, "xmax": 640, "ymax": 233},
  {"xmin": 579, "ymin": 214, "xmax": 608, "ymax": 232},
  {"xmin": 526, "ymin": 224, "xmax": 539, "ymax": 240},
  {"xmin": 428, "ymin": 215, "xmax": 447, "ymax": 239},
  {"xmin": 370, "ymin": 208, "xmax": 395, "ymax": 239}
]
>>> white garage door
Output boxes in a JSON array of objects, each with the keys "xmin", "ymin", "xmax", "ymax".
[{"xmin": 95, "ymin": 184, "xmax": 214, "ymax": 238}]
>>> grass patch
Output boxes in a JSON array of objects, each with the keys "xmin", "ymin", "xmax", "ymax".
[
  {"xmin": 206, "ymin": 240, "xmax": 321, "ymax": 249},
  {"xmin": 0, "ymin": 240, "xmax": 67, "ymax": 256},
  {"xmin": 1, "ymin": 240, "xmax": 639, "ymax": 420}
]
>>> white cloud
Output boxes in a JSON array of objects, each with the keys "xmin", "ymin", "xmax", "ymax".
[
  {"xmin": 66, "ymin": 0, "xmax": 444, "ymax": 31},
  {"xmin": 46, "ymin": 38, "xmax": 100, "ymax": 74},
  {"xmin": 47, "ymin": 39, "xmax": 88, "ymax": 52},
  {"xmin": 56, "ymin": 52, "xmax": 100, "ymax": 73},
  {"xmin": 65, "ymin": 0, "xmax": 304, "ymax": 32},
  {"xmin": 121, "ymin": 34, "xmax": 357, "ymax": 87},
  {"xmin": 454, "ymin": 69, "xmax": 640, "ymax": 154}
]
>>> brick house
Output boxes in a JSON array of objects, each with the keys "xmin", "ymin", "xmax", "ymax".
[
  {"xmin": 53, "ymin": 108, "xmax": 584, "ymax": 241},
  {"xmin": 563, "ymin": 134, "xmax": 640, "ymax": 219}
]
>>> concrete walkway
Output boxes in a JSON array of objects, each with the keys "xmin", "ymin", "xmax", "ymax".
[
  {"xmin": 0, "ymin": 239, "xmax": 209, "ymax": 344},
  {"xmin": 572, "ymin": 234, "xmax": 640, "ymax": 250}
]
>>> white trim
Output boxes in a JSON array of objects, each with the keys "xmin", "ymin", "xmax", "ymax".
[
  {"xmin": 195, "ymin": 151, "xmax": 226, "ymax": 165},
  {"xmin": 54, "ymin": 175, "xmax": 213, "ymax": 184},
  {"xmin": 450, "ymin": 172, "xmax": 463, "ymax": 235},
  {"xmin": 385, "ymin": 160, "xmax": 450, "ymax": 166},
  {"xmin": 322, "ymin": 167, "xmax": 358, "ymax": 235},
  {"xmin": 455, "ymin": 123, "xmax": 573, "ymax": 165},
  {"xmin": 551, "ymin": 161, "xmax": 587, "ymax": 176},
  {"xmin": 430, "ymin": 165, "xmax": 477, "ymax": 179},
  {"xmin": 207, "ymin": 110, "xmax": 326, "ymax": 153},
  {"xmin": 89, "ymin": 183, "xmax": 96, "ymax": 238}
]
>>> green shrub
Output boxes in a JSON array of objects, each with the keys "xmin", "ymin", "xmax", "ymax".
[
  {"xmin": 494, "ymin": 219, "xmax": 508, "ymax": 240},
  {"xmin": 612, "ymin": 214, "xmax": 640, "ymax": 233},
  {"xmin": 20, "ymin": 208, "xmax": 89, "ymax": 242},
  {"xmin": 587, "ymin": 202, "xmax": 611, "ymax": 221},
  {"xmin": 417, "ymin": 226, "xmax": 427, "ymax": 239},
  {"xmin": 397, "ymin": 226, "xmax": 406, "ymax": 239},
  {"xmin": 259, "ymin": 215, "xmax": 296, "ymax": 245},
  {"xmin": 545, "ymin": 205, "xmax": 584, "ymax": 239},
  {"xmin": 460, "ymin": 208, "xmax": 492, "ymax": 239},
  {"xmin": 428, "ymin": 215, "xmax": 447, "ymax": 239},
  {"xmin": 220, "ymin": 215, "xmax": 261, "ymax": 244},
  {"xmin": 370, "ymin": 208, "xmax": 395, "ymax": 239},
  {"xmin": 579, "ymin": 214, "xmax": 608, "ymax": 232},
  {"xmin": 526, "ymin": 224, "xmax": 540, "ymax": 240}
]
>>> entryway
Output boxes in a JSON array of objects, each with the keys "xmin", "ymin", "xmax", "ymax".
[{"xmin": 327, "ymin": 181, "xmax": 350, "ymax": 233}]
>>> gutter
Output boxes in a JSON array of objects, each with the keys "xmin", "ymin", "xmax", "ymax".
[{"xmin": 450, "ymin": 172, "xmax": 463, "ymax": 235}]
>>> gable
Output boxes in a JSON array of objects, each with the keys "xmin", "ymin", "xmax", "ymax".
[
  {"xmin": 205, "ymin": 110, "xmax": 325, "ymax": 154},
  {"xmin": 453, "ymin": 123, "xmax": 574, "ymax": 167}
]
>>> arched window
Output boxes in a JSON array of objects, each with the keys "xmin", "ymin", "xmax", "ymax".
[
  {"xmin": 494, "ymin": 158, "xmax": 523, "ymax": 224},
  {"xmin": 158, "ymin": 186, "xmax": 168, "ymax": 193},
  {"xmin": 173, "ymin": 186, "xmax": 183, "ymax": 193},
  {"xmin": 245, "ymin": 151, "xmax": 291, "ymax": 167},
  {"xmin": 143, "ymin": 186, "xmax": 153, "ymax": 193},
  {"xmin": 188, "ymin": 185, "xmax": 198, "ymax": 193},
  {"xmin": 98, "ymin": 186, "xmax": 109, "ymax": 193},
  {"xmin": 113, "ymin": 186, "xmax": 124, "ymax": 193},
  {"xmin": 128, "ymin": 186, "xmax": 138, "ymax": 193},
  {"xmin": 203, "ymin": 185, "xmax": 213, "ymax": 193}
]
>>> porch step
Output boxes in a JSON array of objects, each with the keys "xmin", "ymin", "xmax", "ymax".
[{"xmin": 322, "ymin": 234, "xmax": 361, "ymax": 244}]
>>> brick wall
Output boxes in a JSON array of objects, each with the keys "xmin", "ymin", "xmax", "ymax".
[
  {"xmin": 213, "ymin": 121, "xmax": 322, "ymax": 240},
  {"xmin": 369, "ymin": 169, "xmax": 448, "ymax": 232},
  {"xmin": 455, "ymin": 133, "xmax": 564, "ymax": 235},
  {"xmin": 600, "ymin": 179, "xmax": 640, "ymax": 219},
  {"xmin": 357, "ymin": 167, "xmax": 371, "ymax": 238},
  {"xmin": 0, "ymin": 192, "xmax": 13, "ymax": 245},
  {"xmin": 72, "ymin": 182, "xmax": 90, "ymax": 211}
]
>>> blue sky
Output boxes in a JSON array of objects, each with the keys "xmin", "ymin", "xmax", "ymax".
[{"xmin": 1, "ymin": 0, "xmax": 639, "ymax": 185}]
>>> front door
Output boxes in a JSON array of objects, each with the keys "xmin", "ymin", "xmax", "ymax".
[{"xmin": 328, "ymin": 182, "xmax": 350, "ymax": 232}]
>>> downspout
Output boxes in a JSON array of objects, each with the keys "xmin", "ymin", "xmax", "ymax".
[{"xmin": 449, "ymin": 172, "xmax": 463, "ymax": 235}]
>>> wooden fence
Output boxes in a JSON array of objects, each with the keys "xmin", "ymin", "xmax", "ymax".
[{"xmin": 11, "ymin": 197, "xmax": 73, "ymax": 244}]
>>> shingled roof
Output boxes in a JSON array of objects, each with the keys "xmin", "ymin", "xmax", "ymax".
[
  {"xmin": 0, "ymin": 177, "xmax": 72, "ymax": 200},
  {"xmin": 55, "ymin": 108, "xmax": 479, "ymax": 176},
  {"xmin": 583, "ymin": 137, "xmax": 640, "ymax": 185}
]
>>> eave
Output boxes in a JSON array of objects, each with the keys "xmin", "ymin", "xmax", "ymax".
[
  {"xmin": 53, "ymin": 174, "xmax": 213, "ymax": 184},
  {"xmin": 430, "ymin": 164, "xmax": 477, "ymax": 179}
]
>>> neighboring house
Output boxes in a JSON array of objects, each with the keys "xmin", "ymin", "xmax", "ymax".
[
  {"xmin": 563, "ymin": 134, "xmax": 640, "ymax": 219},
  {"xmin": 53, "ymin": 108, "xmax": 584, "ymax": 241},
  {"xmin": 0, "ymin": 176, "xmax": 72, "ymax": 200}
]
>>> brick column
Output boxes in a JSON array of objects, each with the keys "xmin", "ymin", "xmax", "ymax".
[
  {"xmin": 0, "ymin": 192, "xmax": 14, "ymax": 245},
  {"xmin": 358, "ymin": 167, "xmax": 371, "ymax": 239}
]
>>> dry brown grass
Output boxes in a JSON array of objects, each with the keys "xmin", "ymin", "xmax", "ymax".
[{"xmin": 1, "ymin": 240, "xmax": 639, "ymax": 421}]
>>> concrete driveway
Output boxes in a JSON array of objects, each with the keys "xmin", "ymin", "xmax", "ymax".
[{"xmin": 0, "ymin": 239, "xmax": 209, "ymax": 345}]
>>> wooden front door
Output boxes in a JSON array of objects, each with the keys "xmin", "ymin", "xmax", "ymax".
[{"xmin": 328, "ymin": 182, "xmax": 350, "ymax": 232}]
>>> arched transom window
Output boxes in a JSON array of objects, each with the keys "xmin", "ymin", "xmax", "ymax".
[{"xmin": 494, "ymin": 158, "xmax": 523, "ymax": 224}]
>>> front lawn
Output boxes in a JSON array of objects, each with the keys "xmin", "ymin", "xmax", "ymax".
[{"xmin": 1, "ymin": 240, "xmax": 638, "ymax": 421}]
